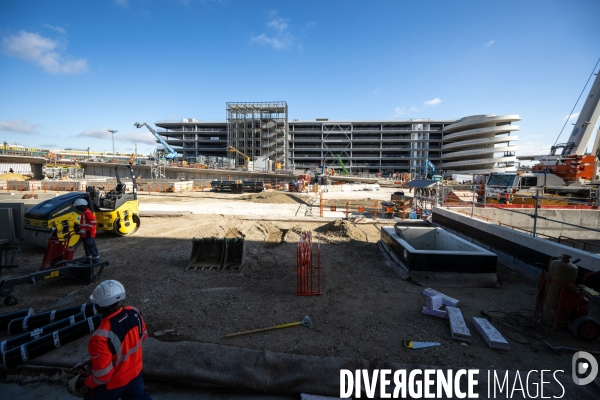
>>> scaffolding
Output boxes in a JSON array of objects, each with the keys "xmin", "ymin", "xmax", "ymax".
[{"xmin": 226, "ymin": 102, "xmax": 288, "ymax": 170}]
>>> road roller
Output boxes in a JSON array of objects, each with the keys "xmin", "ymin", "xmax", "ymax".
[{"xmin": 23, "ymin": 164, "xmax": 140, "ymax": 248}]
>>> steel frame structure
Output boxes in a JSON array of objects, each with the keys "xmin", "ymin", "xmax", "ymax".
[{"xmin": 226, "ymin": 102, "xmax": 288, "ymax": 169}]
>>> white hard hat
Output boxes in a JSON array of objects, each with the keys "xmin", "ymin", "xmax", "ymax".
[
  {"xmin": 90, "ymin": 280, "xmax": 126, "ymax": 307},
  {"xmin": 74, "ymin": 198, "xmax": 88, "ymax": 207}
]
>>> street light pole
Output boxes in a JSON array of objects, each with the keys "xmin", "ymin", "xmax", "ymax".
[{"xmin": 108, "ymin": 129, "xmax": 118, "ymax": 156}]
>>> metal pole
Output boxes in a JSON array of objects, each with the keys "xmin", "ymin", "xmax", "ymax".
[
  {"xmin": 532, "ymin": 188, "xmax": 539, "ymax": 237},
  {"xmin": 108, "ymin": 129, "xmax": 118, "ymax": 157},
  {"xmin": 471, "ymin": 184, "xmax": 475, "ymax": 218}
]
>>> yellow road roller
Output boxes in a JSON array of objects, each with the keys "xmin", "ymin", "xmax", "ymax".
[{"xmin": 24, "ymin": 165, "xmax": 140, "ymax": 248}]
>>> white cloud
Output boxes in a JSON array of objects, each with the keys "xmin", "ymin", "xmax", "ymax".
[
  {"xmin": 251, "ymin": 34, "xmax": 292, "ymax": 50},
  {"xmin": 563, "ymin": 112, "xmax": 579, "ymax": 121},
  {"xmin": 0, "ymin": 120, "xmax": 40, "ymax": 133},
  {"xmin": 43, "ymin": 24, "xmax": 66, "ymax": 34},
  {"xmin": 267, "ymin": 17, "xmax": 289, "ymax": 32},
  {"xmin": 114, "ymin": 0, "xmax": 129, "ymax": 6},
  {"xmin": 2, "ymin": 30, "xmax": 88, "ymax": 74},
  {"xmin": 485, "ymin": 40, "xmax": 495, "ymax": 47},
  {"xmin": 77, "ymin": 129, "xmax": 113, "ymax": 139},
  {"xmin": 118, "ymin": 131, "xmax": 157, "ymax": 145},
  {"xmin": 251, "ymin": 11, "xmax": 297, "ymax": 50},
  {"xmin": 423, "ymin": 98, "xmax": 441, "ymax": 107},
  {"xmin": 373, "ymin": 89, "xmax": 379, "ymax": 95}
]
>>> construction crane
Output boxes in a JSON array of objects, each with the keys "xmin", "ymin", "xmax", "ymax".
[
  {"xmin": 227, "ymin": 146, "xmax": 253, "ymax": 171},
  {"xmin": 520, "ymin": 63, "xmax": 600, "ymax": 184},
  {"xmin": 134, "ymin": 122, "xmax": 178, "ymax": 160},
  {"xmin": 334, "ymin": 154, "xmax": 349, "ymax": 175}
]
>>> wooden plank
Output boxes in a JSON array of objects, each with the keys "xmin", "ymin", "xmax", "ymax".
[
  {"xmin": 447, "ymin": 306, "xmax": 471, "ymax": 342},
  {"xmin": 421, "ymin": 306, "xmax": 448, "ymax": 319},
  {"xmin": 423, "ymin": 288, "xmax": 460, "ymax": 307},
  {"xmin": 472, "ymin": 317, "xmax": 510, "ymax": 350}
]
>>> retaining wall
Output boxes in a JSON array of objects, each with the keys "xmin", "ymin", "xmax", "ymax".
[{"xmin": 433, "ymin": 207, "xmax": 600, "ymax": 274}]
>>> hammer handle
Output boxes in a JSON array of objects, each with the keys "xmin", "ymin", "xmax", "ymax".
[{"xmin": 225, "ymin": 321, "xmax": 301, "ymax": 338}]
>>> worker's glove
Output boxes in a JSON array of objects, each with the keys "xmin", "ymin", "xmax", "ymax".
[
  {"xmin": 78, "ymin": 230, "xmax": 86, "ymax": 236},
  {"xmin": 61, "ymin": 360, "xmax": 90, "ymax": 398}
]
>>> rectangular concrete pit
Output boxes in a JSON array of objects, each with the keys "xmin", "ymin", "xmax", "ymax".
[{"xmin": 380, "ymin": 226, "xmax": 497, "ymax": 273}]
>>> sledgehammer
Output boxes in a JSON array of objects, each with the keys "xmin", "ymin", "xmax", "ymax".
[{"xmin": 225, "ymin": 315, "xmax": 314, "ymax": 338}]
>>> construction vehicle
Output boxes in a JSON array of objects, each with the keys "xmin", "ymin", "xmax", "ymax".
[
  {"xmin": 24, "ymin": 165, "xmax": 140, "ymax": 248},
  {"xmin": 518, "ymin": 64, "xmax": 600, "ymax": 184},
  {"xmin": 423, "ymin": 159, "xmax": 442, "ymax": 181},
  {"xmin": 226, "ymin": 146, "xmax": 254, "ymax": 171},
  {"xmin": 482, "ymin": 171, "xmax": 595, "ymax": 205},
  {"xmin": 134, "ymin": 122, "xmax": 179, "ymax": 161},
  {"xmin": 333, "ymin": 154, "xmax": 349, "ymax": 176}
]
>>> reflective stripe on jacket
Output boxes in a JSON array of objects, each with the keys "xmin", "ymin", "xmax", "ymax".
[
  {"xmin": 80, "ymin": 208, "xmax": 97, "ymax": 238},
  {"xmin": 85, "ymin": 306, "xmax": 148, "ymax": 390}
]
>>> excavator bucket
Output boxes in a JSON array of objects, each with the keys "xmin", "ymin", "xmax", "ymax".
[{"xmin": 188, "ymin": 237, "xmax": 246, "ymax": 271}]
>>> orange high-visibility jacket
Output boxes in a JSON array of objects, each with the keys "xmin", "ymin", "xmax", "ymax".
[
  {"xmin": 80, "ymin": 208, "xmax": 97, "ymax": 238},
  {"xmin": 85, "ymin": 306, "xmax": 148, "ymax": 390}
]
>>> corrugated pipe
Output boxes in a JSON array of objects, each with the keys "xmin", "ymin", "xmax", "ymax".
[
  {"xmin": 7, "ymin": 303, "xmax": 97, "ymax": 335},
  {"xmin": 0, "ymin": 308, "xmax": 34, "ymax": 331},
  {"xmin": 1, "ymin": 312, "xmax": 87, "ymax": 355},
  {"xmin": 2, "ymin": 314, "xmax": 101, "ymax": 369}
]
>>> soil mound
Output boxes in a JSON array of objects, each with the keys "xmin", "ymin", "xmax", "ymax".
[
  {"xmin": 240, "ymin": 192, "xmax": 310, "ymax": 205},
  {"xmin": 315, "ymin": 219, "xmax": 366, "ymax": 242}
]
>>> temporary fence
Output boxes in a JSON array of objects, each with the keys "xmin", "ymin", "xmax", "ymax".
[
  {"xmin": 295, "ymin": 231, "xmax": 322, "ymax": 296},
  {"xmin": 318, "ymin": 198, "xmax": 413, "ymax": 220}
]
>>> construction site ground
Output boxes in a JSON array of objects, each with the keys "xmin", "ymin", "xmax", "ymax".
[{"xmin": 1, "ymin": 188, "xmax": 599, "ymax": 388}]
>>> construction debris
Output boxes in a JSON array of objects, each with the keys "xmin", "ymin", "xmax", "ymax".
[
  {"xmin": 447, "ymin": 306, "xmax": 472, "ymax": 343},
  {"xmin": 423, "ymin": 288, "xmax": 460, "ymax": 307},
  {"xmin": 472, "ymin": 317, "xmax": 510, "ymax": 350},
  {"xmin": 421, "ymin": 294, "xmax": 448, "ymax": 318}
]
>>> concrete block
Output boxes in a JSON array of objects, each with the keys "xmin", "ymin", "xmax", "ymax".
[
  {"xmin": 421, "ymin": 306, "xmax": 448, "ymax": 319},
  {"xmin": 447, "ymin": 306, "xmax": 471, "ymax": 343},
  {"xmin": 426, "ymin": 294, "xmax": 443, "ymax": 310},
  {"xmin": 423, "ymin": 288, "xmax": 460, "ymax": 307},
  {"xmin": 0, "ymin": 203, "xmax": 25, "ymax": 239},
  {"xmin": 472, "ymin": 317, "xmax": 510, "ymax": 350},
  {"xmin": 0, "ymin": 208, "xmax": 16, "ymax": 244}
]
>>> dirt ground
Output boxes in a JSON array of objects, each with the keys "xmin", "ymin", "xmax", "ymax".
[{"xmin": 2, "ymin": 191, "xmax": 599, "ymax": 375}]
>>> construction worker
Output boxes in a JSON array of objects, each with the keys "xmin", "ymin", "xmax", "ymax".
[
  {"xmin": 74, "ymin": 198, "xmax": 99, "ymax": 264},
  {"xmin": 76, "ymin": 280, "xmax": 151, "ymax": 399}
]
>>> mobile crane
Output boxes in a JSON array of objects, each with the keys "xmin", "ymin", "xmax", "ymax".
[
  {"xmin": 519, "ymin": 65, "xmax": 600, "ymax": 184},
  {"xmin": 226, "ymin": 146, "xmax": 253, "ymax": 171},
  {"xmin": 134, "ymin": 122, "xmax": 179, "ymax": 161}
]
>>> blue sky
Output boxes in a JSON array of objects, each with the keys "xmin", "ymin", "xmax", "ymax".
[{"xmin": 0, "ymin": 0, "xmax": 599, "ymax": 159}]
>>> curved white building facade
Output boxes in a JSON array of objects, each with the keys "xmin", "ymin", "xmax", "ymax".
[{"xmin": 441, "ymin": 114, "xmax": 520, "ymax": 175}]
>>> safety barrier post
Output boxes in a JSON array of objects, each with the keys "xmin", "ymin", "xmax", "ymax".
[
  {"xmin": 345, "ymin": 201, "xmax": 349, "ymax": 219},
  {"xmin": 373, "ymin": 201, "xmax": 378, "ymax": 220},
  {"xmin": 295, "ymin": 232, "xmax": 322, "ymax": 296},
  {"xmin": 320, "ymin": 198, "xmax": 323, "ymax": 217},
  {"xmin": 43, "ymin": 184, "xmax": 46, "ymax": 193}
]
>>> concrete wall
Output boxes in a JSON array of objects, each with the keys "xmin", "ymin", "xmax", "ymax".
[
  {"xmin": 81, "ymin": 162, "xmax": 297, "ymax": 182},
  {"xmin": 445, "ymin": 207, "xmax": 600, "ymax": 240},
  {"xmin": 433, "ymin": 207, "xmax": 600, "ymax": 273}
]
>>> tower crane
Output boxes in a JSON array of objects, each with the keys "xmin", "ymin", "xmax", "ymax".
[{"xmin": 134, "ymin": 122, "xmax": 179, "ymax": 160}]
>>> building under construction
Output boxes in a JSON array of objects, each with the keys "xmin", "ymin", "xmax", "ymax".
[
  {"xmin": 226, "ymin": 102, "xmax": 288, "ymax": 169},
  {"xmin": 154, "ymin": 103, "xmax": 520, "ymax": 176}
]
